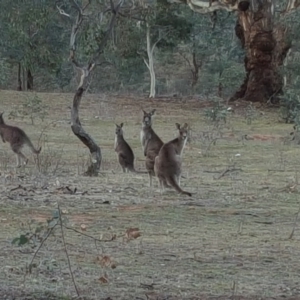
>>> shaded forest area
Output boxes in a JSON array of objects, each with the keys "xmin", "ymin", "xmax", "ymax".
[{"xmin": 0, "ymin": 0, "xmax": 300, "ymax": 102}]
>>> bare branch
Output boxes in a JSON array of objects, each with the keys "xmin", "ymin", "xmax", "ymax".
[
  {"xmin": 143, "ymin": 57, "xmax": 150, "ymax": 69},
  {"xmin": 90, "ymin": 0, "xmax": 125, "ymax": 63},
  {"xmin": 56, "ymin": 5, "xmax": 71, "ymax": 17},
  {"xmin": 281, "ymin": 0, "xmax": 300, "ymax": 15},
  {"xmin": 169, "ymin": 0, "xmax": 239, "ymax": 13},
  {"xmin": 179, "ymin": 51, "xmax": 193, "ymax": 70}
]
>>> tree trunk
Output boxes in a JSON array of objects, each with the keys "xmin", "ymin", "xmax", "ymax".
[
  {"xmin": 27, "ymin": 69, "xmax": 33, "ymax": 90},
  {"xmin": 146, "ymin": 25, "xmax": 156, "ymax": 98},
  {"xmin": 71, "ymin": 87, "xmax": 101, "ymax": 176},
  {"xmin": 22, "ymin": 67, "xmax": 26, "ymax": 91},
  {"xmin": 191, "ymin": 50, "xmax": 200, "ymax": 88},
  {"xmin": 230, "ymin": 1, "xmax": 291, "ymax": 103},
  {"xmin": 60, "ymin": 0, "xmax": 123, "ymax": 176},
  {"xmin": 17, "ymin": 62, "xmax": 22, "ymax": 91}
]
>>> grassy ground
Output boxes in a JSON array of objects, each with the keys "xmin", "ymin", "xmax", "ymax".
[{"xmin": 0, "ymin": 90, "xmax": 300, "ymax": 300}]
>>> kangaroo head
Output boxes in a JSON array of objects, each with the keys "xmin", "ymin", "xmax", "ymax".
[
  {"xmin": 115, "ymin": 123, "xmax": 124, "ymax": 136},
  {"xmin": 142, "ymin": 109, "xmax": 156, "ymax": 127},
  {"xmin": 175, "ymin": 123, "xmax": 189, "ymax": 141}
]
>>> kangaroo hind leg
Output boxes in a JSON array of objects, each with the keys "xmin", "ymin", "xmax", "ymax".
[{"xmin": 12, "ymin": 145, "xmax": 28, "ymax": 167}]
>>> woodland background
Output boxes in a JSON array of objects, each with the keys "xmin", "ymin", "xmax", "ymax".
[{"xmin": 0, "ymin": 0, "xmax": 299, "ymax": 100}]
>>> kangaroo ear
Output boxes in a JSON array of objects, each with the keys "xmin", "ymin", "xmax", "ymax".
[
  {"xmin": 151, "ymin": 109, "xmax": 156, "ymax": 115},
  {"xmin": 175, "ymin": 123, "xmax": 181, "ymax": 130},
  {"xmin": 183, "ymin": 123, "xmax": 188, "ymax": 129},
  {"xmin": 120, "ymin": 123, "xmax": 124, "ymax": 128},
  {"xmin": 142, "ymin": 109, "xmax": 147, "ymax": 115}
]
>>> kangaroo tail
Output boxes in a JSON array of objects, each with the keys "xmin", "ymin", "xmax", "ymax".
[
  {"xmin": 166, "ymin": 175, "xmax": 192, "ymax": 197},
  {"xmin": 25, "ymin": 137, "xmax": 41, "ymax": 154}
]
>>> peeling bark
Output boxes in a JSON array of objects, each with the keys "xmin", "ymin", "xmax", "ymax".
[
  {"xmin": 230, "ymin": 1, "xmax": 291, "ymax": 103},
  {"xmin": 171, "ymin": 0, "xmax": 298, "ymax": 103}
]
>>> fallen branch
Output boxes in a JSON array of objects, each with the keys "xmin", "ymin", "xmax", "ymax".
[
  {"xmin": 58, "ymin": 205, "xmax": 80, "ymax": 296},
  {"xmin": 214, "ymin": 164, "xmax": 242, "ymax": 179}
]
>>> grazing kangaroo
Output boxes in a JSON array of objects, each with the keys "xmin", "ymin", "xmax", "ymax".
[
  {"xmin": 154, "ymin": 123, "xmax": 191, "ymax": 197},
  {"xmin": 0, "ymin": 112, "xmax": 41, "ymax": 167},
  {"xmin": 115, "ymin": 123, "xmax": 146, "ymax": 173},
  {"xmin": 140, "ymin": 109, "xmax": 167, "ymax": 187}
]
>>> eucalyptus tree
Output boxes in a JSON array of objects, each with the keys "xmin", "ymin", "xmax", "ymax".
[
  {"xmin": 170, "ymin": 0, "xmax": 300, "ymax": 103},
  {"xmin": 55, "ymin": 0, "xmax": 124, "ymax": 176},
  {"xmin": 113, "ymin": 1, "xmax": 192, "ymax": 97},
  {"xmin": 0, "ymin": 0, "xmax": 68, "ymax": 90}
]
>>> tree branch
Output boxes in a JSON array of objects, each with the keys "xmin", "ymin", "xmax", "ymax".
[
  {"xmin": 56, "ymin": 0, "xmax": 123, "ymax": 176},
  {"xmin": 281, "ymin": 0, "xmax": 300, "ymax": 15},
  {"xmin": 90, "ymin": 0, "xmax": 125, "ymax": 64},
  {"xmin": 169, "ymin": 0, "xmax": 239, "ymax": 13}
]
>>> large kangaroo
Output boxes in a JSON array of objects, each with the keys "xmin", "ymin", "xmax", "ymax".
[
  {"xmin": 115, "ymin": 123, "xmax": 146, "ymax": 173},
  {"xmin": 154, "ymin": 123, "xmax": 191, "ymax": 196},
  {"xmin": 140, "ymin": 109, "xmax": 165, "ymax": 187},
  {"xmin": 0, "ymin": 112, "xmax": 41, "ymax": 167}
]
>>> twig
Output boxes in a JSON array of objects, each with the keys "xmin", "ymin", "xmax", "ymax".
[
  {"xmin": 63, "ymin": 225, "xmax": 117, "ymax": 242},
  {"xmin": 24, "ymin": 222, "xmax": 58, "ymax": 283},
  {"xmin": 203, "ymin": 138, "xmax": 219, "ymax": 156},
  {"xmin": 214, "ymin": 165, "xmax": 242, "ymax": 180},
  {"xmin": 58, "ymin": 205, "xmax": 80, "ymax": 296},
  {"xmin": 289, "ymin": 205, "xmax": 300, "ymax": 239}
]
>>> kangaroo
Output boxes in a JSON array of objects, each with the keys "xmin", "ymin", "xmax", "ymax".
[
  {"xmin": 140, "ymin": 109, "xmax": 168, "ymax": 187},
  {"xmin": 0, "ymin": 112, "xmax": 41, "ymax": 167},
  {"xmin": 154, "ymin": 123, "xmax": 191, "ymax": 197},
  {"xmin": 115, "ymin": 123, "xmax": 146, "ymax": 173}
]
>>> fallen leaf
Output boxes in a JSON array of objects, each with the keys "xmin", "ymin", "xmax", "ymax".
[
  {"xmin": 99, "ymin": 275, "xmax": 109, "ymax": 284},
  {"xmin": 98, "ymin": 255, "xmax": 112, "ymax": 268},
  {"xmin": 125, "ymin": 228, "xmax": 141, "ymax": 241}
]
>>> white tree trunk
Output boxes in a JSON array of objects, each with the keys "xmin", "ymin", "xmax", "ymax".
[{"xmin": 144, "ymin": 24, "xmax": 156, "ymax": 98}]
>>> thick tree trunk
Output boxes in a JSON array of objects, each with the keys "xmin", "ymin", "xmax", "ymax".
[
  {"xmin": 71, "ymin": 87, "xmax": 101, "ymax": 176},
  {"xmin": 230, "ymin": 1, "xmax": 291, "ymax": 103}
]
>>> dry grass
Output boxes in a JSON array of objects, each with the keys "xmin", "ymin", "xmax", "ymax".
[{"xmin": 0, "ymin": 90, "xmax": 300, "ymax": 300}]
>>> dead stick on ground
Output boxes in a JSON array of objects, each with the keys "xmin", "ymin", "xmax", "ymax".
[
  {"xmin": 63, "ymin": 225, "xmax": 117, "ymax": 242},
  {"xmin": 58, "ymin": 204, "xmax": 80, "ymax": 296},
  {"xmin": 289, "ymin": 205, "xmax": 300, "ymax": 239},
  {"xmin": 24, "ymin": 223, "xmax": 58, "ymax": 284},
  {"xmin": 215, "ymin": 168, "xmax": 242, "ymax": 180}
]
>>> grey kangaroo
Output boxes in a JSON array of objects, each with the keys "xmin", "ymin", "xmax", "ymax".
[
  {"xmin": 140, "ymin": 109, "xmax": 169, "ymax": 187},
  {"xmin": 154, "ymin": 123, "xmax": 191, "ymax": 197},
  {"xmin": 115, "ymin": 123, "xmax": 146, "ymax": 173},
  {"xmin": 0, "ymin": 112, "xmax": 41, "ymax": 167}
]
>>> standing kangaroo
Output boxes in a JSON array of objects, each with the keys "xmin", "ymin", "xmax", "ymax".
[
  {"xmin": 154, "ymin": 123, "xmax": 191, "ymax": 197},
  {"xmin": 115, "ymin": 123, "xmax": 145, "ymax": 173},
  {"xmin": 140, "ymin": 109, "xmax": 165, "ymax": 187},
  {"xmin": 0, "ymin": 112, "xmax": 41, "ymax": 167}
]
